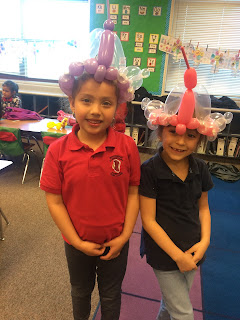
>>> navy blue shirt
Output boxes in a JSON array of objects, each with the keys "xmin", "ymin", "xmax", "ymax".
[{"xmin": 139, "ymin": 148, "xmax": 214, "ymax": 271}]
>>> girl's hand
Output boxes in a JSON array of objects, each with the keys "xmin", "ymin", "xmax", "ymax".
[
  {"xmin": 77, "ymin": 241, "xmax": 105, "ymax": 256},
  {"xmin": 100, "ymin": 236, "xmax": 126, "ymax": 260},
  {"xmin": 175, "ymin": 252, "xmax": 198, "ymax": 273},
  {"xmin": 185, "ymin": 240, "xmax": 209, "ymax": 264}
]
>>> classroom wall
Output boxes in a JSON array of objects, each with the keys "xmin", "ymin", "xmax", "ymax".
[{"xmin": 90, "ymin": 0, "xmax": 172, "ymax": 95}]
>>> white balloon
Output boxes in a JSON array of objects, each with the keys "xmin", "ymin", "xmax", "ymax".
[
  {"xmin": 141, "ymin": 97, "xmax": 150, "ymax": 110},
  {"xmin": 224, "ymin": 112, "xmax": 233, "ymax": 124},
  {"xmin": 147, "ymin": 120, "xmax": 158, "ymax": 130}
]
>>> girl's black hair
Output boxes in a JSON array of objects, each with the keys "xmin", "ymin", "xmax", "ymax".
[{"xmin": 2, "ymin": 80, "xmax": 19, "ymax": 94}]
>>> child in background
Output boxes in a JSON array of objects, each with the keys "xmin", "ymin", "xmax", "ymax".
[
  {"xmin": 1, "ymin": 80, "xmax": 22, "ymax": 117},
  {"xmin": 40, "ymin": 17, "xmax": 149, "ymax": 320}
]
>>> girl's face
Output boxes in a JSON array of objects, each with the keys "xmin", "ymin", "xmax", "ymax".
[
  {"xmin": 2, "ymin": 85, "xmax": 14, "ymax": 99},
  {"xmin": 160, "ymin": 125, "xmax": 201, "ymax": 163},
  {"xmin": 69, "ymin": 78, "xmax": 118, "ymax": 141}
]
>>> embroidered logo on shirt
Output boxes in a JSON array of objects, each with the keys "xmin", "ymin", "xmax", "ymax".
[{"xmin": 110, "ymin": 155, "xmax": 123, "ymax": 176}]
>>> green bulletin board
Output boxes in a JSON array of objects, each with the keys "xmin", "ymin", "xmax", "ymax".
[{"xmin": 90, "ymin": 0, "xmax": 172, "ymax": 95}]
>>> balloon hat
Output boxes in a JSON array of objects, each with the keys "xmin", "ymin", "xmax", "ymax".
[
  {"xmin": 58, "ymin": 1, "xmax": 150, "ymax": 104},
  {"xmin": 141, "ymin": 46, "xmax": 233, "ymax": 141}
]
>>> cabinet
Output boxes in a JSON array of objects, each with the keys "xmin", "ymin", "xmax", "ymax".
[
  {"xmin": 20, "ymin": 93, "xmax": 69, "ymax": 118},
  {"xmin": 126, "ymin": 101, "xmax": 240, "ymax": 162}
]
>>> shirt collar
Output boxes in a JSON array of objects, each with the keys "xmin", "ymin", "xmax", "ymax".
[
  {"xmin": 68, "ymin": 124, "xmax": 116, "ymax": 152},
  {"xmin": 154, "ymin": 147, "xmax": 200, "ymax": 180}
]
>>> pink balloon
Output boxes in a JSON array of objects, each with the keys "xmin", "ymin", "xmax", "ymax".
[
  {"xmin": 184, "ymin": 68, "xmax": 197, "ymax": 89},
  {"xmin": 59, "ymin": 74, "xmax": 74, "ymax": 96},
  {"xmin": 187, "ymin": 118, "xmax": 200, "ymax": 129},
  {"xmin": 105, "ymin": 67, "xmax": 118, "ymax": 81},
  {"xmin": 177, "ymin": 89, "xmax": 195, "ymax": 124},
  {"xmin": 84, "ymin": 58, "xmax": 98, "ymax": 74},
  {"xmin": 169, "ymin": 114, "xmax": 178, "ymax": 126},
  {"xmin": 98, "ymin": 30, "xmax": 114, "ymax": 68},
  {"xmin": 69, "ymin": 62, "xmax": 84, "ymax": 76},
  {"xmin": 158, "ymin": 113, "xmax": 170, "ymax": 126},
  {"xmin": 176, "ymin": 123, "xmax": 186, "ymax": 135},
  {"xmin": 94, "ymin": 65, "xmax": 106, "ymax": 82},
  {"xmin": 198, "ymin": 124, "xmax": 208, "ymax": 135}
]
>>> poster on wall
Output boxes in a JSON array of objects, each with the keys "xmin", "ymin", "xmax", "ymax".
[{"xmin": 159, "ymin": 35, "xmax": 175, "ymax": 53}]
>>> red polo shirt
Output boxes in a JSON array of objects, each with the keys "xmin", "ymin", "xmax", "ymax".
[{"xmin": 40, "ymin": 124, "xmax": 141, "ymax": 244}]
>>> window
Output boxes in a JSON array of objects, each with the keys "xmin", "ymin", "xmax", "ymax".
[
  {"xmin": 164, "ymin": 0, "xmax": 240, "ymax": 98},
  {"xmin": 0, "ymin": 0, "xmax": 89, "ymax": 84}
]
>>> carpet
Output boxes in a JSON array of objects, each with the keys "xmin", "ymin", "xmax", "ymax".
[
  {"xmin": 93, "ymin": 216, "xmax": 203, "ymax": 320},
  {"xmin": 201, "ymin": 175, "xmax": 240, "ymax": 320}
]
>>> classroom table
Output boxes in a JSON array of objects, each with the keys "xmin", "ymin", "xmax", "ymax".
[{"xmin": 0, "ymin": 118, "xmax": 72, "ymax": 135}]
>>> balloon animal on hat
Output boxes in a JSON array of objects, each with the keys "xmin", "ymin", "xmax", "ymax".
[
  {"xmin": 141, "ymin": 46, "xmax": 233, "ymax": 141},
  {"xmin": 58, "ymin": 4, "xmax": 150, "ymax": 104}
]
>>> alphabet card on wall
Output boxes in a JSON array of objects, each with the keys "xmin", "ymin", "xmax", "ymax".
[
  {"xmin": 149, "ymin": 34, "xmax": 159, "ymax": 53},
  {"xmin": 149, "ymin": 34, "xmax": 159, "ymax": 45},
  {"xmin": 122, "ymin": 14, "xmax": 130, "ymax": 26},
  {"xmin": 120, "ymin": 32, "xmax": 129, "ymax": 42},
  {"xmin": 135, "ymin": 32, "xmax": 144, "ymax": 43},
  {"xmin": 138, "ymin": 6, "xmax": 147, "ymax": 16},
  {"xmin": 135, "ymin": 32, "xmax": 144, "ymax": 53},
  {"xmin": 147, "ymin": 57, "xmax": 156, "ymax": 72},
  {"xmin": 153, "ymin": 6, "xmax": 161, "ymax": 16},
  {"xmin": 96, "ymin": 3, "xmax": 104, "ymax": 14},
  {"xmin": 110, "ymin": 4, "xmax": 119, "ymax": 14},
  {"xmin": 133, "ymin": 57, "xmax": 142, "ymax": 67},
  {"xmin": 122, "ymin": 5, "xmax": 130, "ymax": 15}
]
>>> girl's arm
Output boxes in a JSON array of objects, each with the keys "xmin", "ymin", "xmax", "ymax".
[
  {"xmin": 185, "ymin": 191, "xmax": 211, "ymax": 263},
  {"xmin": 140, "ymin": 195, "xmax": 197, "ymax": 272},
  {"xmin": 100, "ymin": 185, "xmax": 139, "ymax": 260},
  {"xmin": 45, "ymin": 192, "xmax": 105, "ymax": 256},
  {"xmin": 121, "ymin": 185, "xmax": 139, "ymax": 241}
]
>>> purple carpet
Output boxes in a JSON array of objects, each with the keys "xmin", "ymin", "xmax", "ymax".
[{"xmin": 93, "ymin": 215, "xmax": 203, "ymax": 319}]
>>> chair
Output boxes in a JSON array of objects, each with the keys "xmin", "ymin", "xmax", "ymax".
[
  {"xmin": 0, "ymin": 208, "xmax": 10, "ymax": 241},
  {"xmin": 0, "ymin": 127, "xmax": 37, "ymax": 184},
  {"xmin": 39, "ymin": 131, "xmax": 65, "ymax": 184}
]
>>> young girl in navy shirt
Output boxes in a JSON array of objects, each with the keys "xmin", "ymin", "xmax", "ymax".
[{"xmin": 139, "ymin": 46, "xmax": 232, "ymax": 320}]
